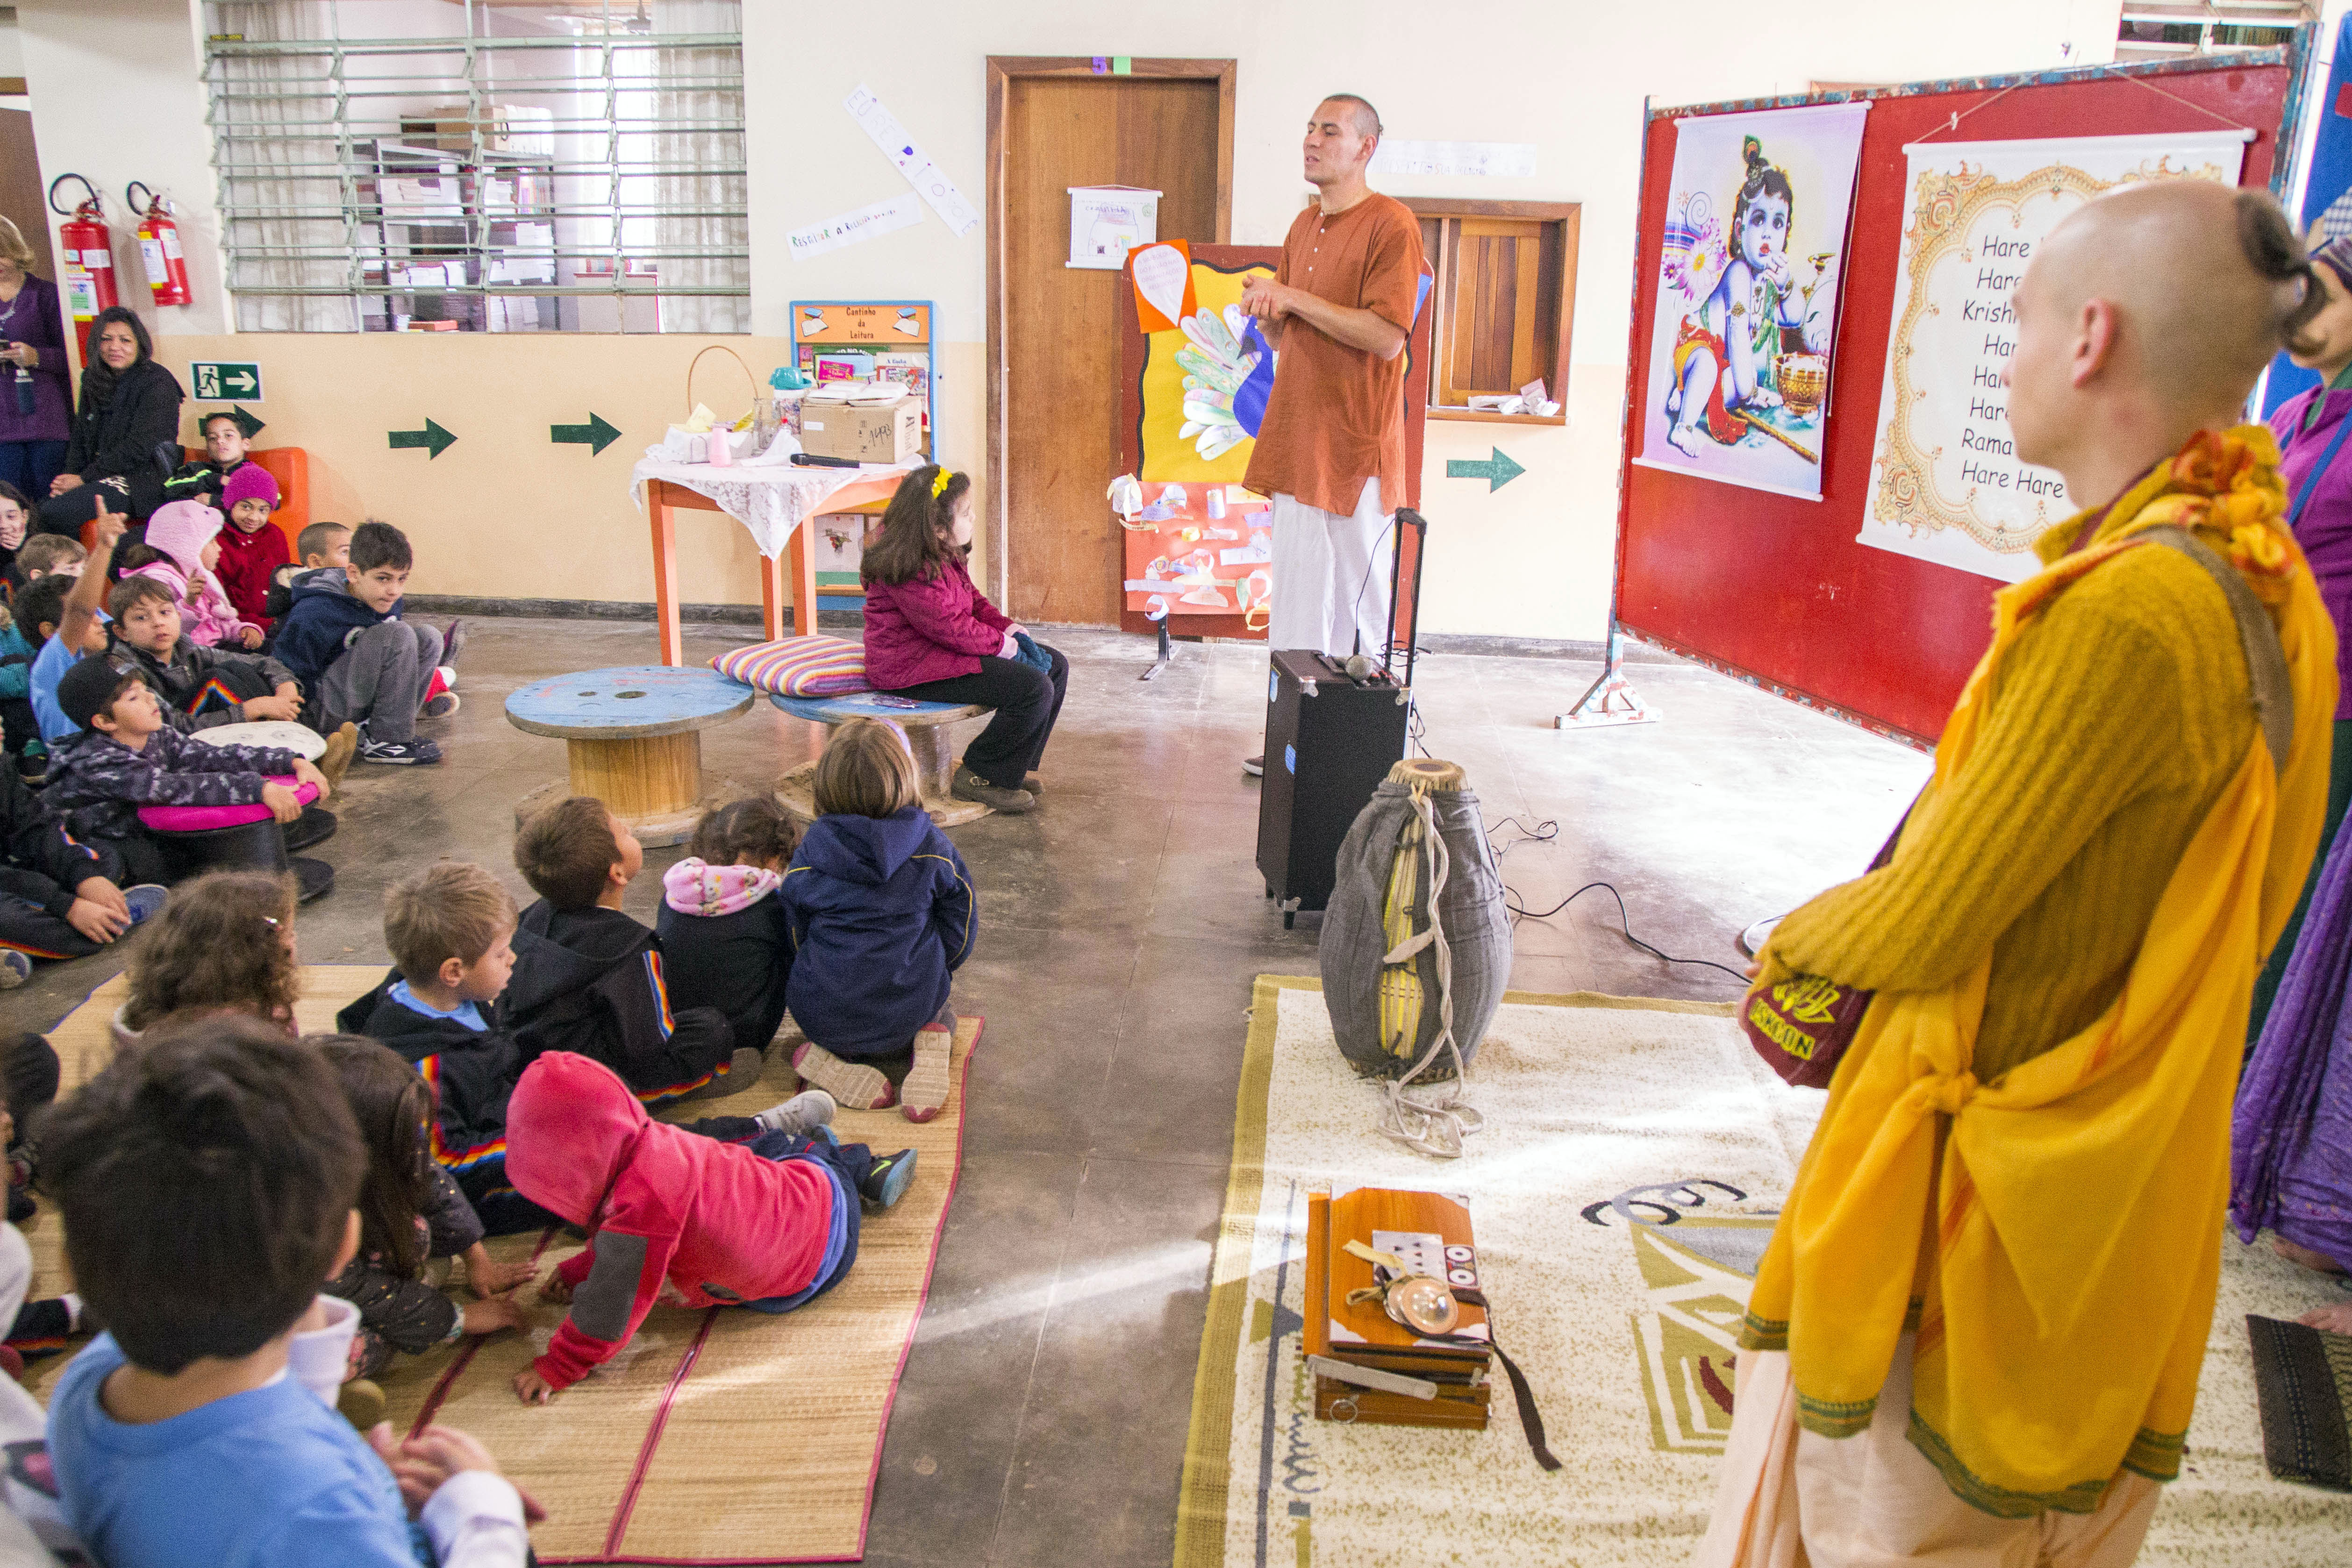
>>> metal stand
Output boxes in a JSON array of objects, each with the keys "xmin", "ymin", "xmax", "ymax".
[
  {"xmin": 1556, "ymin": 622, "xmax": 1660, "ymax": 729},
  {"xmin": 1139, "ymin": 615, "xmax": 1175, "ymax": 682},
  {"xmin": 1386, "ymin": 508, "xmax": 1430, "ymax": 691}
]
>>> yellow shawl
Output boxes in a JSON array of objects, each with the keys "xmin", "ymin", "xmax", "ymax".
[{"xmin": 1741, "ymin": 426, "xmax": 2338, "ymax": 1516}]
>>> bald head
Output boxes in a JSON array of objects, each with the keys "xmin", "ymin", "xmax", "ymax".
[{"xmin": 2031, "ymin": 180, "xmax": 2309, "ymax": 417}]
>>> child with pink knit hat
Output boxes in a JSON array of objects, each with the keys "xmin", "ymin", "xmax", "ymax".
[
  {"xmin": 123, "ymin": 500, "xmax": 262, "ymax": 650},
  {"xmin": 214, "ymin": 463, "xmax": 290, "ymax": 631}
]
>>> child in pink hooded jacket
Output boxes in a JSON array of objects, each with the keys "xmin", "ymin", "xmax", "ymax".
[
  {"xmin": 507, "ymin": 1052, "xmax": 917, "ymax": 1403},
  {"xmin": 125, "ymin": 499, "xmax": 263, "ymax": 650}
]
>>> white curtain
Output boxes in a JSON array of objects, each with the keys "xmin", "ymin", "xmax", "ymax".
[
  {"xmin": 209, "ymin": 2, "xmax": 360, "ymax": 332},
  {"xmin": 647, "ymin": 0, "xmax": 747, "ymax": 333}
]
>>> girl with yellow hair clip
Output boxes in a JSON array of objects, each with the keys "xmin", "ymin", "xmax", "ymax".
[{"xmin": 858, "ymin": 463, "xmax": 1065, "ymax": 815}]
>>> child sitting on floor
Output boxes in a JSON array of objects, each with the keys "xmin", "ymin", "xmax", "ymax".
[
  {"xmin": 658, "ymin": 796, "xmax": 799, "ymax": 1061},
  {"xmin": 29, "ymin": 507, "xmax": 121, "ymax": 750},
  {"xmin": 0, "ymin": 483, "xmax": 29, "ymax": 599},
  {"xmin": 265, "ymin": 520, "xmax": 350, "ymax": 624},
  {"xmin": 42, "ymin": 658, "xmax": 328, "ymax": 889},
  {"xmin": 274, "ymin": 521, "xmax": 454, "ymax": 767},
  {"xmin": 0, "ymin": 592, "xmax": 42, "ymax": 776},
  {"xmin": 14, "ymin": 535, "xmax": 83, "ymax": 585},
  {"xmin": 338, "ymin": 861, "xmax": 547, "ymax": 1235},
  {"xmin": 123, "ymin": 500, "xmax": 263, "ymax": 651},
  {"xmin": 506, "ymin": 1051, "xmax": 913, "ymax": 1405},
  {"xmin": 214, "ymin": 463, "xmax": 290, "ymax": 632},
  {"xmin": 316, "ymin": 1036, "xmax": 529, "ymax": 1391},
  {"xmin": 113, "ymin": 869, "xmax": 299, "ymax": 1045},
  {"xmin": 861, "ymin": 464, "xmax": 1066, "ymax": 815},
  {"xmin": 505, "ymin": 796, "xmax": 750, "ymax": 1104},
  {"xmin": 108, "ymin": 575, "xmax": 300, "ymax": 731},
  {"xmin": 0, "ymin": 746, "xmax": 158, "ymax": 984},
  {"xmin": 780, "ymin": 719, "xmax": 973, "ymax": 1124},
  {"xmin": 40, "ymin": 1016, "xmax": 532, "ymax": 1567}
]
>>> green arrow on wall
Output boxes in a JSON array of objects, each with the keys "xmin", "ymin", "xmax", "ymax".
[
  {"xmin": 387, "ymin": 419, "xmax": 457, "ymax": 459},
  {"xmin": 227, "ymin": 405, "xmax": 265, "ymax": 440},
  {"xmin": 551, "ymin": 413, "xmax": 621, "ymax": 456},
  {"xmin": 1446, "ymin": 446, "xmax": 1524, "ymax": 492}
]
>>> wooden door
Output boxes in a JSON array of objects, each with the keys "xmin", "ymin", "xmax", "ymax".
[
  {"xmin": 0, "ymin": 112, "xmax": 57, "ymax": 281},
  {"xmin": 993, "ymin": 66, "xmax": 1228, "ymax": 624}
]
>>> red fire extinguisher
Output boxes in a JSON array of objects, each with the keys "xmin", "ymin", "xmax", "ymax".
[
  {"xmin": 46, "ymin": 175, "xmax": 117, "ymax": 357},
  {"xmin": 127, "ymin": 183, "xmax": 191, "ymax": 309}
]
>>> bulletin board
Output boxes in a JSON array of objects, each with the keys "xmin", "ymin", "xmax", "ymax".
[
  {"xmin": 1612, "ymin": 47, "xmax": 2308, "ymax": 745},
  {"xmin": 1114, "ymin": 244, "xmax": 1437, "ymax": 641}
]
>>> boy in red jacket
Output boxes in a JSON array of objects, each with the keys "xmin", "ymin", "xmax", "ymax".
[{"xmin": 506, "ymin": 1052, "xmax": 917, "ymax": 1403}]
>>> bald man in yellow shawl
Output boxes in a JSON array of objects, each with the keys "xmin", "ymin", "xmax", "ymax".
[{"xmin": 1696, "ymin": 183, "xmax": 2341, "ymax": 1566}]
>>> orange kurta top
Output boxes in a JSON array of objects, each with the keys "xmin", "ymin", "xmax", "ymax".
[{"xmin": 1241, "ymin": 193, "xmax": 1423, "ymax": 516}]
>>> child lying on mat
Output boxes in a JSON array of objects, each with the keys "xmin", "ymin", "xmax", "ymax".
[
  {"xmin": 40, "ymin": 1016, "xmax": 533, "ymax": 1567},
  {"xmin": 504, "ymin": 1052, "xmax": 915, "ymax": 1405}
]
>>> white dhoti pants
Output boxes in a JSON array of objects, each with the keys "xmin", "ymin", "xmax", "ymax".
[
  {"xmin": 1691, "ymin": 1334, "xmax": 2162, "ymax": 1568},
  {"xmin": 1266, "ymin": 478, "xmax": 1393, "ymax": 657}
]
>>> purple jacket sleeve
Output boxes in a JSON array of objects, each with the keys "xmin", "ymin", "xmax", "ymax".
[{"xmin": 888, "ymin": 572, "xmax": 1010, "ymax": 659}]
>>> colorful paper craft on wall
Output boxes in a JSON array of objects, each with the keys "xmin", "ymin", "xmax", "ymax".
[
  {"xmin": 1635, "ymin": 101, "xmax": 1869, "ymax": 502},
  {"xmin": 1122, "ymin": 251, "xmax": 1283, "ymax": 623}
]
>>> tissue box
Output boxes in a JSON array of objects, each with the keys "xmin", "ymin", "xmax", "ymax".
[{"xmin": 800, "ymin": 399, "xmax": 921, "ymax": 463}]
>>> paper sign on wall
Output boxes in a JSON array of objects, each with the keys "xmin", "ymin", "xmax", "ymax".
[
  {"xmin": 1070, "ymin": 186, "xmax": 1160, "ymax": 269},
  {"xmin": 1860, "ymin": 129, "xmax": 2250, "ymax": 581},
  {"xmin": 844, "ymin": 84, "xmax": 979, "ymax": 237},
  {"xmin": 1129, "ymin": 241, "xmax": 1197, "ymax": 334},
  {"xmin": 786, "ymin": 193, "xmax": 924, "ymax": 261}
]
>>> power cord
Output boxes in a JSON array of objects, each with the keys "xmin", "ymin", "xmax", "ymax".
[{"xmin": 1480, "ymin": 816, "xmax": 1746, "ymax": 984}]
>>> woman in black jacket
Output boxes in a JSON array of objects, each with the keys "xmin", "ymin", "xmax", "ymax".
[{"xmin": 36, "ymin": 306, "xmax": 182, "ymax": 537}]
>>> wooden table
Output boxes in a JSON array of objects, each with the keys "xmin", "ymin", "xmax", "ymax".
[
  {"xmin": 770, "ymin": 691, "xmax": 994, "ymax": 828},
  {"xmin": 505, "ymin": 665, "xmax": 756, "ymax": 846},
  {"xmin": 643, "ymin": 471, "xmax": 904, "ymax": 666}
]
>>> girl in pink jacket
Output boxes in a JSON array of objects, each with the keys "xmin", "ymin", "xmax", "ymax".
[
  {"xmin": 859, "ymin": 464, "xmax": 1065, "ymax": 815},
  {"xmin": 506, "ymin": 1051, "xmax": 916, "ymax": 1403},
  {"xmin": 125, "ymin": 499, "xmax": 263, "ymax": 649}
]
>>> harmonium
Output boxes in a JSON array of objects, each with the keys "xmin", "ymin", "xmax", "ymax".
[{"xmin": 1306, "ymin": 1186, "xmax": 1491, "ymax": 1430}]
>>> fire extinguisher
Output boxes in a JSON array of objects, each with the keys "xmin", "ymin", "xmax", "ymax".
[
  {"xmin": 127, "ymin": 183, "xmax": 191, "ymax": 309},
  {"xmin": 46, "ymin": 174, "xmax": 116, "ymax": 357}
]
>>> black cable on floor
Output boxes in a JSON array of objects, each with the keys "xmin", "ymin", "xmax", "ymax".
[
  {"xmin": 1485, "ymin": 814, "xmax": 1559, "ymax": 866},
  {"xmin": 1504, "ymin": 880, "xmax": 1751, "ymax": 984}
]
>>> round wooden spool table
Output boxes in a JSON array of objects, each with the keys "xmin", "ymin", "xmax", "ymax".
[
  {"xmin": 770, "ymin": 691, "xmax": 994, "ymax": 828},
  {"xmin": 506, "ymin": 666, "xmax": 755, "ymax": 847}
]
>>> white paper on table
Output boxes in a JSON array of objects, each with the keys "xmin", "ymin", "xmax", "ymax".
[
  {"xmin": 786, "ymin": 192, "xmax": 925, "ymax": 261},
  {"xmin": 1368, "ymin": 139, "xmax": 1538, "ymax": 178},
  {"xmin": 844, "ymin": 84, "xmax": 979, "ymax": 237}
]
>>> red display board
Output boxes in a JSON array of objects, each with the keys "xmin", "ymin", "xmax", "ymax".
[{"xmin": 1613, "ymin": 49, "xmax": 2307, "ymax": 745}]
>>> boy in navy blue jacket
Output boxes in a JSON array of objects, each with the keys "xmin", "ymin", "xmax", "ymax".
[
  {"xmin": 779, "ymin": 719, "xmax": 974, "ymax": 1123},
  {"xmin": 272, "ymin": 521, "xmax": 452, "ymax": 767}
]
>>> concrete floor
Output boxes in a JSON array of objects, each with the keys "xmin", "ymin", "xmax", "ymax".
[{"xmin": 0, "ymin": 615, "xmax": 1933, "ymax": 1568}]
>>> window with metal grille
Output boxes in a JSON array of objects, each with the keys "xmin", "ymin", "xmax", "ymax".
[
  {"xmin": 2116, "ymin": 2, "xmax": 2314, "ymax": 62},
  {"xmin": 203, "ymin": 0, "xmax": 746, "ymax": 333}
]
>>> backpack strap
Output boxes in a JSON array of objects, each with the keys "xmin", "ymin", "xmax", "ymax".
[{"xmin": 2141, "ymin": 525, "xmax": 2295, "ymax": 775}]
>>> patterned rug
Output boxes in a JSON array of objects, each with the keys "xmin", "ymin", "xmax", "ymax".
[
  {"xmin": 23, "ymin": 966, "xmax": 980, "ymax": 1565},
  {"xmin": 1176, "ymin": 976, "xmax": 2352, "ymax": 1568}
]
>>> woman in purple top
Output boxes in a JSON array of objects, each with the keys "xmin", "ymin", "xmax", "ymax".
[
  {"xmin": 0, "ymin": 218, "xmax": 71, "ymax": 503},
  {"xmin": 2236, "ymin": 233, "xmax": 2352, "ymax": 1327}
]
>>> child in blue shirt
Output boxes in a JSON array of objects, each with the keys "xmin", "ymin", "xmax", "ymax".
[
  {"xmin": 40, "ymin": 1015, "xmax": 530, "ymax": 1567},
  {"xmin": 27, "ymin": 503, "xmax": 120, "ymax": 747}
]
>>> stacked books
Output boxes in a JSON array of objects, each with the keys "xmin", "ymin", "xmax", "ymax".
[{"xmin": 1305, "ymin": 1186, "xmax": 1492, "ymax": 1431}]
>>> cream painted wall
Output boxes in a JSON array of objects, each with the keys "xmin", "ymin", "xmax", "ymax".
[{"xmin": 15, "ymin": 0, "xmax": 2126, "ymax": 636}]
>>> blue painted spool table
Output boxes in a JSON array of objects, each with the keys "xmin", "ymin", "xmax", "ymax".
[
  {"xmin": 506, "ymin": 665, "xmax": 756, "ymax": 846},
  {"xmin": 770, "ymin": 691, "xmax": 993, "ymax": 828}
]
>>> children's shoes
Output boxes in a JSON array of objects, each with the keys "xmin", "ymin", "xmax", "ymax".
[
  {"xmin": 754, "ymin": 1089, "xmax": 835, "ymax": 1137},
  {"xmin": 901, "ymin": 1021, "xmax": 953, "ymax": 1123},
  {"xmin": 860, "ymin": 1149, "xmax": 918, "ymax": 1210},
  {"xmin": 790, "ymin": 1042, "xmax": 895, "ymax": 1111}
]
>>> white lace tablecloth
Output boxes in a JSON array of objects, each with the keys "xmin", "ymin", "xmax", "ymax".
[{"xmin": 629, "ymin": 455, "xmax": 911, "ymax": 559}]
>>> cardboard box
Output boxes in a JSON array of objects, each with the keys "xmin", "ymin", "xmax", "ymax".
[{"xmin": 800, "ymin": 399, "xmax": 921, "ymax": 463}]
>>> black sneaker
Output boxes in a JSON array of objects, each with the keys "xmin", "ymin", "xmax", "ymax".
[
  {"xmin": 357, "ymin": 730, "xmax": 443, "ymax": 766},
  {"xmin": 859, "ymin": 1148, "xmax": 918, "ymax": 1210},
  {"xmin": 1243, "ymin": 755, "xmax": 1264, "ymax": 777}
]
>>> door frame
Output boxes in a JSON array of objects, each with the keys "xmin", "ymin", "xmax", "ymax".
[{"xmin": 984, "ymin": 56, "xmax": 1236, "ymax": 608}]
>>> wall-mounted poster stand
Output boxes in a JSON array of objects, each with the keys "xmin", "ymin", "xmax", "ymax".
[
  {"xmin": 789, "ymin": 299, "xmax": 938, "ymax": 598},
  {"xmin": 1588, "ymin": 44, "xmax": 2309, "ymax": 748}
]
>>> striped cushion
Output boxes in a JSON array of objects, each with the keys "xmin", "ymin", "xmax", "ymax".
[{"xmin": 710, "ymin": 636, "xmax": 870, "ymax": 697}]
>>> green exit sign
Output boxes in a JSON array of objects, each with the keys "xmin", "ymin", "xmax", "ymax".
[{"xmin": 189, "ymin": 361, "xmax": 262, "ymax": 401}]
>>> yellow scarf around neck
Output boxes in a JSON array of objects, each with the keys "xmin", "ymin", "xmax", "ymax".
[{"xmin": 1741, "ymin": 426, "xmax": 2338, "ymax": 1515}]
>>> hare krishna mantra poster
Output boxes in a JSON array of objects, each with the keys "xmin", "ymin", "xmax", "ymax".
[
  {"xmin": 1636, "ymin": 101, "xmax": 1870, "ymax": 502},
  {"xmin": 1862, "ymin": 130, "xmax": 2251, "ymax": 582}
]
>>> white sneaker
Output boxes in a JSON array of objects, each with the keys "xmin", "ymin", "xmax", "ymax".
[{"xmin": 0, "ymin": 952, "xmax": 29, "ymax": 989}]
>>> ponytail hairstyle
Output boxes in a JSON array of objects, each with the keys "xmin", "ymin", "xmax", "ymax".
[
  {"xmin": 1733, "ymin": 136, "xmax": 1796, "ymax": 247},
  {"xmin": 862, "ymin": 464, "xmax": 974, "ymax": 587},
  {"xmin": 2244, "ymin": 192, "xmax": 2334, "ymax": 360},
  {"xmin": 314, "ymin": 1035, "xmax": 433, "ymax": 1280}
]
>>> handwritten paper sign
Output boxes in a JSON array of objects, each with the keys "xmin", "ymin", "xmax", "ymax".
[
  {"xmin": 785, "ymin": 193, "xmax": 923, "ymax": 261},
  {"xmin": 1861, "ymin": 130, "xmax": 2250, "ymax": 581}
]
